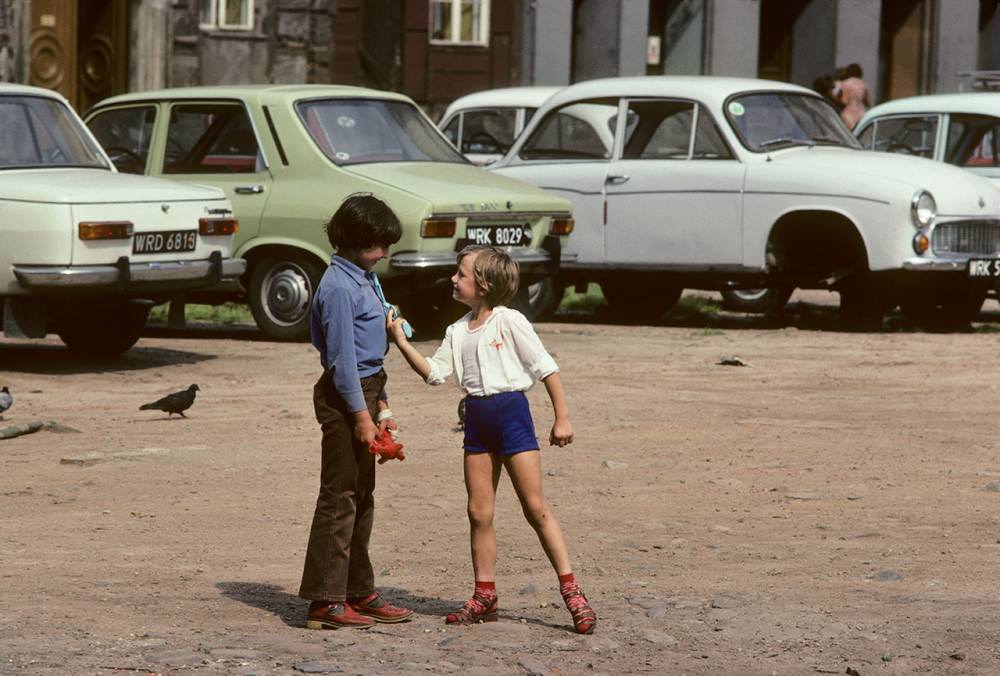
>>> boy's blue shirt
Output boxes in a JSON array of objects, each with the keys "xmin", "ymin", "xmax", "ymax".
[{"xmin": 310, "ymin": 255, "xmax": 387, "ymax": 413}]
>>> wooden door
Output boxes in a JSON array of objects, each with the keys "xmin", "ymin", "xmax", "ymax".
[
  {"xmin": 29, "ymin": 0, "xmax": 127, "ymax": 112},
  {"xmin": 77, "ymin": 0, "xmax": 128, "ymax": 112},
  {"xmin": 30, "ymin": 0, "xmax": 76, "ymax": 103}
]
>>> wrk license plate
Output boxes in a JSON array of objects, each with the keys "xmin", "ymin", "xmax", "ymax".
[
  {"xmin": 133, "ymin": 230, "xmax": 197, "ymax": 255},
  {"xmin": 967, "ymin": 259, "xmax": 1000, "ymax": 277},
  {"xmin": 466, "ymin": 223, "xmax": 531, "ymax": 247}
]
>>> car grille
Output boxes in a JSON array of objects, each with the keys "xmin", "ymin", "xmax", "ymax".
[{"xmin": 932, "ymin": 219, "xmax": 1000, "ymax": 255}]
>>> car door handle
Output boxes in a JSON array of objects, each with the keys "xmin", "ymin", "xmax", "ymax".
[
  {"xmin": 606, "ymin": 174, "xmax": 630, "ymax": 185},
  {"xmin": 235, "ymin": 184, "xmax": 265, "ymax": 195}
]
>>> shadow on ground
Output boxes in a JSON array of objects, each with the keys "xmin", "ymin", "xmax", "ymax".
[
  {"xmin": 215, "ymin": 581, "xmax": 573, "ymax": 632},
  {"xmin": 0, "ymin": 343, "xmax": 217, "ymax": 375}
]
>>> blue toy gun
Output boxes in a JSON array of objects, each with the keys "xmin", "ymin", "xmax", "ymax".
[{"xmin": 371, "ymin": 273, "xmax": 413, "ymax": 339}]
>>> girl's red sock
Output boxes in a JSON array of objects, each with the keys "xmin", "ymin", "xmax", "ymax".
[
  {"xmin": 475, "ymin": 580, "xmax": 496, "ymax": 598},
  {"xmin": 558, "ymin": 572, "xmax": 576, "ymax": 587}
]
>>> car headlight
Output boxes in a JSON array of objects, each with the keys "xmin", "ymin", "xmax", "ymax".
[{"xmin": 911, "ymin": 190, "xmax": 936, "ymax": 229}]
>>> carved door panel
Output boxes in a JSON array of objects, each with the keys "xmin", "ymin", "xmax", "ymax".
[
  {"xmin": 29, "ymin": 0, "xmax": 127, "ymax": 112},
  {"xmin": 30, "ymin": 0, "xmax": 76, "ymax": 103},
  {"xmin": 77, "ymin": 0, "xmax": 128, "ymax": 112}
]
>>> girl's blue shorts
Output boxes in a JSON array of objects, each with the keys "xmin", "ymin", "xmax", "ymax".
[{"xmin": 463, "ymin": 391, "xmax": 539, "ymax": 456}]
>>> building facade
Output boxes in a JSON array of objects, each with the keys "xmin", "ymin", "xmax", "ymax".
[{"xmin": 5, "ymin": 0, "xmax": 1000, "ymax": 114}]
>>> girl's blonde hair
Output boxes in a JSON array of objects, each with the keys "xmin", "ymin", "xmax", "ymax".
[{"xmin": 457, "ymin": 245, "xmax": 519, "ymax": 307}]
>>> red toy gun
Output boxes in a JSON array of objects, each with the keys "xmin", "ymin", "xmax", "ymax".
[{"xmin": 369, "ymin": 433, "xmax": 405, "ymax": 464}]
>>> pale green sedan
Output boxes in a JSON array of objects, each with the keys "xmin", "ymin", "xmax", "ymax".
[{"xmin": 85, "ymin": 85, "xmax": 573, "ymax": 338}]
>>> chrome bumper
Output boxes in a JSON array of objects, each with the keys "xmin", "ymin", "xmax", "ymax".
[
  {"xmin": 901, "ymin": 257, "xmax": 972, "ymax": 271},
  {"xmin": 13, "ymin": 254, "xmax": 246, "ymax": 290},
  {"xmin": 391, "ymin": 248, "xmax": 556, "ymax": 269}
]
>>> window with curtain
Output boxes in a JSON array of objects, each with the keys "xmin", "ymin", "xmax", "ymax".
[
  {"xmin": 200, "ymin": 0, "xmax": 254, "ymax": 30},
  {"xmin": 429, "ymin": 0, "xmax": 490, "ymax": 46}
]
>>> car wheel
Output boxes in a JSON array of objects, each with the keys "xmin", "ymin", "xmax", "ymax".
[
  {"xmin": 56, "ymin": 300, "xmax": 150, "ymax": 356},
  {"xmin": 900, "ymin": 284, "xmax": 987, "ymax": 331},
  {"xmin": 838, "ymin": 272, "xmax": 895, "ymax": 332},
  {"xmin": 401, "ymin": 287, "xmax": 464, "ymax": 337},
  {"xmin": 523, "ymin": 277, "xmax": 565, "ymax": 321},
  {"xmin": 248, "ymin": 255, "xmax": 324, "ymax": 341},
  {"xmin": 601, "ymin": 274, "xmax": 682, "ymax": 318},
  {"xmin": 720, "ymin": 286, "xmax": 792, "ymax": 314}
]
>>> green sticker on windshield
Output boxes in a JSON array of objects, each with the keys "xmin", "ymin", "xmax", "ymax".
[{"xmin": 728, "ymin": 102, "xmax": 745, "ymax": 116}]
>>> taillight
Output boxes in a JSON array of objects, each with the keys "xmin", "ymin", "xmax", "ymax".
[
  {"xmin": 199, "ymin": 218, "xmax": 239, "ymax": 236},
  {"xmin": 421, "ymin": 217, "xmax": 457, "ymax": 238},
  {"xmin": 78, "ymin": 221, "xmax": 134, "ymax": 240},
  {"xmin": 550, "ymin": 216, "xmax": 574, "ymax": 235}
]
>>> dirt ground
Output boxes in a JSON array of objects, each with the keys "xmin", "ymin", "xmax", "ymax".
[{"xmin": 2, "ymin": 291, "xmax": 1000, "ymax": 675}]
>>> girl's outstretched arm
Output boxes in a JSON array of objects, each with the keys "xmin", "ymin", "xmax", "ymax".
[
  {"xmin": 387, "ymin": 309, "xmax": 433, "ymax": 379},
  {"xmin": 542, "ymin": 372, "xmax": 574, "ymax": 447}
]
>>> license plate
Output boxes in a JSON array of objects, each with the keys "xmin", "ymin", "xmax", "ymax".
[
  {"xmin": 465, "ymin": 223, "xmax": 532, "ymax": 247},
  {"xmin": 967, "ymin": 259, "xmax": 1000, "ymax": 277},
  {"xmin": 132, "ymin": 230, "xmax": 197, "ymax": 255}
]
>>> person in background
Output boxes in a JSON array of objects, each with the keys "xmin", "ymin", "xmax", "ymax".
[{"xmin": 838, "ymin": 63, "xmax": 870, "ymax": 130}]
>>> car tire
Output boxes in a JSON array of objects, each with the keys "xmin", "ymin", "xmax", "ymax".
[
  {"xmin": 56, "ymin": 300, "xmax": 150, "ymax": 356},
  {"xmin": 900, "ymin": 284, "xmax": 987, "ymax": 332},
  {"xmin": 524, "ymin": 277, "xmax": 565, "ymax": 321},
  {"xmin": 402, "ymin": 287, "xmax": 464, "ymax": 338},
  {"xmin": 601, "ymin": 274, "xmax": 682, "ymax": 318},
  {"xmin": 838, "ymin": 272, "xmax": 895, "ymax": 332},
  {"xmin": 248, "ymin": 255, "xmax": 324, "ymax": 341},
  {"xmin": 720, "ymin": 286, "xmax": 792, "ymax": 314}
]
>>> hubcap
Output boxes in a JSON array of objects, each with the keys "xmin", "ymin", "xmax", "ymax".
[
  {"xmin": 730, "ymin": 288, "xmax": 770, "ymax": 302},
  {"xmin": 261, "ymin": 263, "xmax": 312, "ymax": 327}
]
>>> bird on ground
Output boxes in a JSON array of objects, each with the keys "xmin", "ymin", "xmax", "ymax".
[
  {"xmin": 139, "ymin": 384, "xmax": 199, "ymax": 418},
  {"xmin": 0, "ymin": 387, "xmax": 12, "ymax": 420}
]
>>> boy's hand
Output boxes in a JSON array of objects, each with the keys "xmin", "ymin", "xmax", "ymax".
[
  {"xmin": 549, "ymin": 418, "xmax": 574, "ymax": 447},
  {"xmin": 386, "ymin": 308, "xmax": 408, "ymax": 344},
  {"xmin": 353, "ymin": 416, "xmax": 378, "ymax": 447},
  {"xmin": 378, "ymin": 417, "xmax": 398, "ymax": 437}
]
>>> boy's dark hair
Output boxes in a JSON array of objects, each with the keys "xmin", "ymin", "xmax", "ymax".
[
  {"xmin": 846, "ymin": 63, "xmax": 863, "ymax": 79},
  {"xmin": 325, "ymin": 194, "xmax": 402, "ymax": 251}
]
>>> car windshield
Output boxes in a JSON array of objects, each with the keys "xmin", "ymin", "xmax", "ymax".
[
  {"xmin": 0, "ymin": 95, "xmax": 109, "ymax": 170},
  {"xmin": 725, "ymin": 92, "xmax": 860, "ymax": 152},
  {"xmin": 296, "ymin": 98, "xmax": 466, "ymax": 166}
]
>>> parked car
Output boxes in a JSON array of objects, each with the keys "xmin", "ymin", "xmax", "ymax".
[
  {"xmin": 0, "ymin": 84, "xmax": 244, "ymax": 355},
  {"xmin": 439, "ymin": 86, "xmax": 561, "ymax": 166},
  {"xmin": 855, "ymin": 93, "xmax": 1000, "ymax": 183},
  {"xmin": 490, "ymin": 76, "xmax": 1000, "ymax": 330},
  {"xmin": 85, "ymin": 85, "xmax": 573, "ymax": 338}
]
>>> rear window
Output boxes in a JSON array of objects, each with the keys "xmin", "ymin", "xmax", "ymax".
[
  {"xmin": 296, "ymin": 98, "xmax": 465, "ymax": 165},
  {"xmin": 0, "ymin": 95, "xmax": 108, "ymax": 170},
  {"xmin": 945, "ymin": 114, "xmax": 1000, "ymax": 167}
]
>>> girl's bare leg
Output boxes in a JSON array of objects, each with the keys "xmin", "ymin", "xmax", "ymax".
[
  {"xmin": 503, "ymin": 450, "xmax": 572, "ymax": 575},
  {"xmin": 464, "ymin": 451, "xmax": 503, "ymax": 581}
]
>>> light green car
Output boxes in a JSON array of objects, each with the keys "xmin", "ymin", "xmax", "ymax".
[{"xmin": 84, "ymin": 85, "xmax": 573, "ymax": 338}]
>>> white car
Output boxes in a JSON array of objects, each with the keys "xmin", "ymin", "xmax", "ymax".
[
  {"xmin": 0, "ymin": 84, "xmax": 245, "ymax": 355},
  {"xmin": 490, "ymin": 76, "xmax": 1000, "ymax": 330},
  {"xmin": 439, "ymin": 86, "xmax": 561, "ymax": 166},
  {"xmin": 855, "ymin": 93, "xmax": 1000, "ymax": 184}
]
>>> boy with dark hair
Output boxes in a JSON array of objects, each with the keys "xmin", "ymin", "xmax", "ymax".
[{"xmin": 299, "ymin": 194, "xmax": 413, "ymax": 629}]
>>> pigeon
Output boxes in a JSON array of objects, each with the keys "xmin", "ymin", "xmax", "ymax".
[
  {"xmin": 140, "ymin": 384, "xmax": 199, "ymax": 417},
  {"xmin": 0, "ymin": 387, "xmax": 11, "ymax": 420}
]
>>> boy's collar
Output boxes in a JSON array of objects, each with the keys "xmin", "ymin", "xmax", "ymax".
[{"xmin": 331, "ymin": 255, "xmax": 369, "ymax": 286}]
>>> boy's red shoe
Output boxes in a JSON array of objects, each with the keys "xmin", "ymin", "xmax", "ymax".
[
  {"xmin": 306, "ymin": 601, "xmax": 375, "ymax": 630},
  {"xmin": 445, "ymin": 592, "xmax": 498, "ymax": 624},
  {"xmin": 347, "ymin": 592, "xmax": 414, "ymax": 623}
]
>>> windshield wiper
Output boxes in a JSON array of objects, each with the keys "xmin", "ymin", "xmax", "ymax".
[
  {"xmin": 810, "ymin": 135, "xmax": 845, "ymax": 145},
  {"xmin": 759, "ymin": 137, "xmax": 815, "ymax": 150}
]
